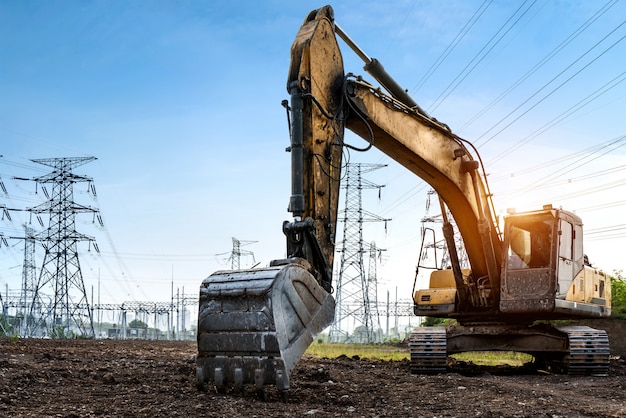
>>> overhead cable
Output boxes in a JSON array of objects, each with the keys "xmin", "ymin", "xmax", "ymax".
[
  {"xmin": 476, "ymin": 22, "xmax": 626, "ymax": 147},
  {"xmin": 412, "ymin": 0, "xmax": 492, "ymax": 94},
  {"xmin": 428, "ymin": 0, "xmax": 537, "ymax": 113},
  {"xmin": 488, "ymin": 69, "xmax": 626, "ymax": 163},
  {"xmin": 458, "ymin": 0, "xmax": 619, "ymax": 133}
]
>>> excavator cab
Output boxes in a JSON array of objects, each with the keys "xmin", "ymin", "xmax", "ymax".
[
  {"xmin": 414, "ymin": 204, "xmax": 611, "ymax": 321},
  {"xmin": 500, "ymin": 207, "xmax": 559, "ymax": 314},
  {"xmin": 500, "ymin": 206, "xmax": 611, "ymax": 319}
]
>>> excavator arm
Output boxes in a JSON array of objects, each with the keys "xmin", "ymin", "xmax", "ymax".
[
  {"xmin": 286, "ymin": 6, "xmax": 502, "ymax": 312},
  {"xmin": 283, "ymin": 5, "xmax": 345, "ymax": 293}
]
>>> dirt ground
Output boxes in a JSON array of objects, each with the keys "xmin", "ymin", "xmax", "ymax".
[{"xmin": 1, "ymin": 319, "xmax": 624, "ymax": 417}]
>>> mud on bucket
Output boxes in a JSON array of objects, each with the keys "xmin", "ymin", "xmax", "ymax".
[{"xmin": 196, "ymin": 258, "xmax": 335, "ymax": 393}]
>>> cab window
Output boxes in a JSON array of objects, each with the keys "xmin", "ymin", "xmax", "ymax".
[
  {"xmin": 507, "ymin": 217, "xmax": 553, "ymax": 269},
  {"xmin": 559, "ymin": 220, "xmax": 573, "ymax": 261}
]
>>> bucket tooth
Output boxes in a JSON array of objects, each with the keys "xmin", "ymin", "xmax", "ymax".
[
  {"xmin": 234, "ymin": 368, "xmax": 243, "ymax": 389},
  {"xmin": 214, "ymin": 367, "xmax": 224, "ymax": 387},
  {"xmin": 254, "ymin": 368, "xmax": 264, "ymax": 389},
  {"xmin": 276, "ymin": 370, "xmax": 287, "ymax": 391},
  {"xmin": 196, "ymin": 258, "xmax": 335, "ymax": 393}
]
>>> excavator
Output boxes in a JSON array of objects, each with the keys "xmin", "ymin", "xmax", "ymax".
[{"xmin": 196, "ymin": 6, "xmax": 611, "ymax": 397}]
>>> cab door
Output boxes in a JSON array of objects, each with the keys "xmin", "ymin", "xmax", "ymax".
[{"xmin": 556, "ymin": 219, "xmax": 574, "ymax": 297}]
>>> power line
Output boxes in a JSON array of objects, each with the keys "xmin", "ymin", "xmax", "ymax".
[
  {"xmin": 0, "ymin": 156, "xmax": 50, "ymax": 174},
  {"xmin": 379, "ymin": 182, "xmax": 428, "ymax": 217},
  {"xmin": 574, "ymin": 199, "xmax": 626, "ymax": 214},
  {"xmin": 412, "ymin": 0, "xmax": 492, "ymax": 94},
  {"xmin": 475, "ymin": 21, "xmax": 626, "ymax": 147},
  {"xmin": 428, "ymin": 0, "xmax": 538, "ymax": 113},
  {"xmin": 585, "ymin": 224, "xmax": 626, "ymax": 241},
  {"xmin": 488, "ymin": 70, "xmax": 626, "ymax": 164},
  {"xmin": 587, "ymin": 224, "xmax": 626, "ymax": 235},
  {"xmin": 96, "ymin": 251, "xmax": 213, "ymax": 260},
  {"xmin": 503, "ymin": 177, "xmax": 626, "ymax": 210},
  {"xmin": 520, "ymin": 164, "xmax": 626, "ymax": 191},
  {"xmin": 380, "ymin": 0, "xmax": 419, "ymax": 59},
  {"xmin": 545, "ymin": 177, "xmax": 626, "ymax": 203},
  {"xmin": 458, "ymin": 0, "xmax": 619, "ymax": 133},
  {"xmin": 488, "ymin": 134, "xmax": 626, "ymax": 182},
  {"xmin": 498, "ymin": 135, "xmax": 626, "ymax": 203}
]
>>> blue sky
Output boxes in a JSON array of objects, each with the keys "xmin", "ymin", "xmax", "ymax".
[{"xmin": 1, "ymin": 1, "xmax": 625, "ymax": 310}]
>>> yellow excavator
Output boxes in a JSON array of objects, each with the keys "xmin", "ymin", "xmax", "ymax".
[{"xmin": 196, "ymin": 6, "xmax": 611, "ymax": 397}]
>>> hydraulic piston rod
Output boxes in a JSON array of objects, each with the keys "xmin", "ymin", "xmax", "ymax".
[{"xmin": 334, "ymin": 22, "xmax": 430, "ymax": 117}]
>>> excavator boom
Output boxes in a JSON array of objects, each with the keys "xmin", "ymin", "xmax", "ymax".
[{"xmin": 344, "ymin": 80, "xmax": 502, "ymax": 307}]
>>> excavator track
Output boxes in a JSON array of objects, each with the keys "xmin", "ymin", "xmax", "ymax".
[
  {"xmin": 409, "ymin": 327, "xmax": 447, "ymax": 374},
  {"xmin": 553, "ymin": 326, "xmax": 610, "ymax": 376},
  {"xmin": 409, "ymin": 325, "xmax": 609, "ymax": 376}
]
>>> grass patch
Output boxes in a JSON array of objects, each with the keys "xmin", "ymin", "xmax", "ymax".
[
  {"xmin": 305, "ymin": 342, "xmax": 409, "ymax": 361},
  {"xmin": 451, "ymin": 351, "xmax": 532, "ymax": 366},
  {"xmin": 305, "ymin": 342, "xmax": 532, "ymax": 366}
]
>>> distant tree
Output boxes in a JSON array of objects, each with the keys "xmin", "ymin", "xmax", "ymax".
[
  {"xmin": 128, "ymin": 319, "xmax": 148, "ymax": 329},
  {"xmin": 352, "ymin": 325, "xmax": 369, "ymax": 343},
  {"xmin": 51, "ymin": 326, "xmax": 75, "ymax": 339},
  {"xmin": 611, "ymin": 270, "xmax": 626, "ymax": 319},
  {"xmin": 421, "ymin": 316, "xmax": 456, "ymax": 327},
  {"xmin": 0, "ymin": 314, "xmax": 13, "ymax": 337}
]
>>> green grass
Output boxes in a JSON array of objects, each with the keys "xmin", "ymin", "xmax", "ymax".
[
  {"xmin": 305, "ymin": 342, "xmax": 532, "ymax": 365},
  {"xmin": 305, "ymin": 342, "xmax": 409, "ymax": 361},
  {"xmin": 451, "ymin": 351, "xmax": 532, "ymax": 366}
]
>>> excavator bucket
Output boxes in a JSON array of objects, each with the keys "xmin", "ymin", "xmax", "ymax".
[{"xmin": 195, "ymin": 259, "xmax": 335, "ymax": 395}]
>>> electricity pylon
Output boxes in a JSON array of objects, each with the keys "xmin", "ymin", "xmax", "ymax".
[
  {"xmin": 367, "ymin": 241, "xmax": 386, "ymax": 342},
  {"xmin": 229, "ymin": 237, "xmax": 257, "ymax": 270},
  {"xmin": 330, "ymin": 163, "xmax": 390, "ymax": 343},
  {"xmin": 23, "ymin": 157, "xmax": 100, "ymax": 337},
  {"xmin": 19, "ymin": 225, "xmax": 37, "ymax": 336}
]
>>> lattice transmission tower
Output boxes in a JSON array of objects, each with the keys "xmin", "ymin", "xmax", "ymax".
[
  {"xmin": 19, "ymin": 225, "xmax": 37, "ymax": 336},
  {"xmin": 367, "ymin": 241, "xmax": 386, "ymax": 342},
  {"xmin": 329, "ymin": 163, "xmax": 390, "ymax": 343},
  {"xmin": 23, "ymin": 157, "xmax": 100, "ymax": 337},
  {"xmin": 0, "ymin": 202, "xmax": 8, "ymax": 335},
  {"xmin": 416, "ymin": 189, "xmax": 469, "ymax": 281},
  {"xmin": 229, "ymin": 237, "xmax": 257, "ymax": 270}
]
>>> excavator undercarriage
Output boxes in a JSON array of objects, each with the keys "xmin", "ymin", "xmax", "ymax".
[{"xmin": 410, "ymin": 324, "xmax": 610, "ymax": 376}]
